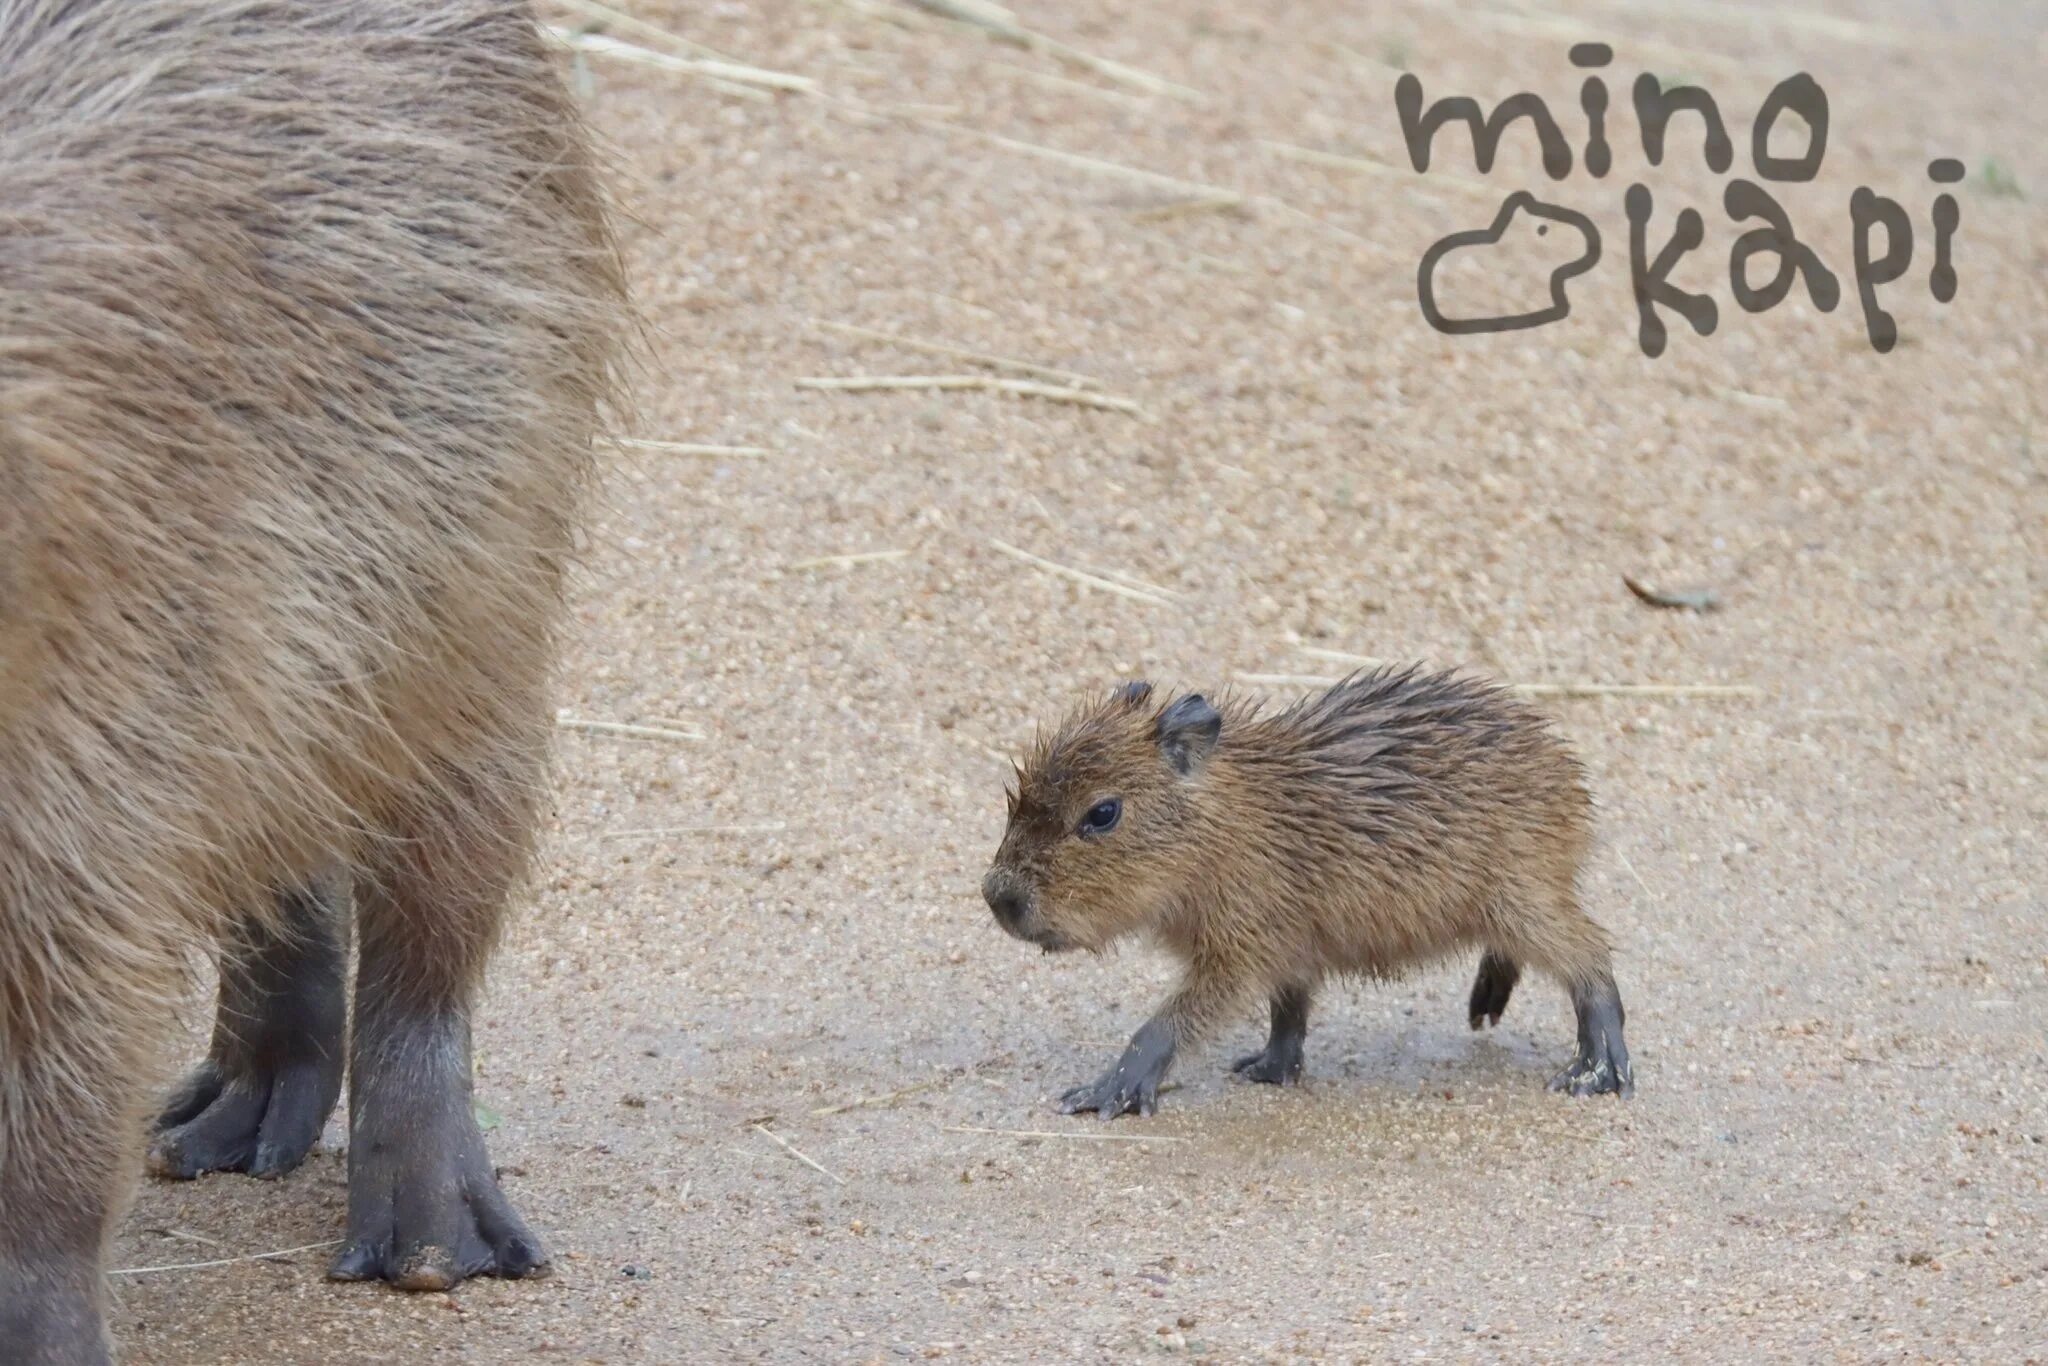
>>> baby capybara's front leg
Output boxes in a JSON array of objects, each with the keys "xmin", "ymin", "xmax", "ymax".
[
  {"xmin": 1060, "ymin": 962, "xmax": 1244, "ymax": 1120},
  {"xmin": 149, "ymin": 876, "xmax": 349, "ymax": 1181},
  {"xmin": 328, "ymin": 761, "xmax": 547, "ymax": 1290}
]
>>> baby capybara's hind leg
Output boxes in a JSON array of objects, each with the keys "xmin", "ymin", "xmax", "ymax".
[
  {"xmin": 148, "ymin": 875, "xmax": 349, "ymax": 1181},
  {"xmin": 1467, "ymin": 950, "xmax": 1521, "ymax": 1029},
  {"xmin": 329, "ymin": 759, "xmax": 547, "ymax": 1291},
  {"xmin": 1496, "ymin": 887, "xmax": 1635, "ymax": 1098},
  {"xmin": 1549, "ymin": 973, "xmax": 1633, "ymax": 1099}
]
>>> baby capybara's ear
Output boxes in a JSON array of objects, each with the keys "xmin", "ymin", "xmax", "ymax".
[
  {"xmin": 1156, "ymin": 694, "xmax": 1222, "ymax": 776},
  {"xmin": 1114, "ymin": 680, "xmax": 1154, "ymax": 707}
]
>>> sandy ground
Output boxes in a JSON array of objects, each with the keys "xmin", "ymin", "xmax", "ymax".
[{"xmin": 108, "ymin": 1, "xmax": 2044, "ymax": 1361}]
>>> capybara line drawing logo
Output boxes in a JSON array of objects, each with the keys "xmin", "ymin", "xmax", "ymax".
[
  {"xmin": 1416, "ymin": 191, "xmax": 1601, "ymax": 334},
  {"xmin": 1396, "ymin": 42, "xmax": 1966, "ymax": 355}
]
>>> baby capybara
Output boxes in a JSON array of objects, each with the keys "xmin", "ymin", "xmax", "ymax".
[
  {"xmin": 983, "ymin": 669, "xmax": 1634, "ymax": 1119},
  {"xmin": 0, "ymin": 3, "xmax": 625, "ymax": 1360}
]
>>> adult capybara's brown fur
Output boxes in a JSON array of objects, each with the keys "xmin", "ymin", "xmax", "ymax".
[
  {"xmin": 982, "ymin": 668, "xmax": 1634, "ymax": 1120},
  {"xmin": 0, "ymin": 3, "xmax": 626, "ymax": 1359}
]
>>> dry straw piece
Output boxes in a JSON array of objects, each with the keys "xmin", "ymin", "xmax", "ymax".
[
  {"xmin": 794, "ymin": 373, "xmax": 1147, "ymax": 417},
  {"xmin": 617, "ymin": 438, "xmax": 771, "ymax": 457},
  {"xmin": 546, "ymin": 0, "xmax": 814, "ymax": 92},
  {"xmin": 111, "ymin": 1240, "xmax": 342, "ymax": 1277},
  {"xmin": 599, "ymin": 823, "xmax": 793, "ymax": 838},
  {"xmin": 556, "ymin": 716, "xmax": 708, "ymax": 743},
  {"xmin": 943, "ymin": 1125, "xmax": 1188, "ymax": 1143},
  {"xmin": 985, "ymin": 539, "xmax": 1180, "ymax": 606},
  {"xmin": 1260, "ymin": 139, "xmax": 1495, "ymax": 201},
  {"xmin": 813, "ymin": 319, "xmax": 1099, "ymax": 388},
  {"xmin": 787, "ymin": 548, "xmax": 914, "ymax": 571},
  {"xmin": 903, "ymin": 0, "xmax": 1202, "ymax": 101},
  {"xmin": 753, "ymin": 1123, "xmax": 846, "ymax": 1184}
]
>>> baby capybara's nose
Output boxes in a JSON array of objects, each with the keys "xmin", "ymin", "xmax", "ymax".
[{"xmin": 982, "ymin": 872, "xmax": 1028, "ymax": 931}]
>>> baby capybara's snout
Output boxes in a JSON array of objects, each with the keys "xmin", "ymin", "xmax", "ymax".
[{"xmin": 982, "ymin": 868, "xmax": 1033, "ymax": 937}]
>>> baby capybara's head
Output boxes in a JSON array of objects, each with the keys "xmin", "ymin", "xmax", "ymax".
[{"xmin": 982, "ymin": 681, "xmax": 1222, "ymax": 953}]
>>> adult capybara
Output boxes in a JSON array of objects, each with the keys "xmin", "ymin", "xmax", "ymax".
[
  {"xmin": 982, "ymin": 669, "xmax": 1634, "ymax": 1119},
  {"xmin": 0, "ymin": 2, "xmax": 626, "ymax": 1359}
]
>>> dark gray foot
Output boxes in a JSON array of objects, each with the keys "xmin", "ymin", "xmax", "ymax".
[
  {"xmin": 1468, "ymin": 950, "xmax": 1521, "ymax": 1029},
  {"xmin": 1548, "ymin": 975, "xmax": 1635, "ymax": 1098},
  {"xmin": 1059, "ymin": 1017, "xmax": 1176, "ymax": 1120},
  {"xmin": 1230, "ymin": 983, "xmax": 1309, "ymax": 1085},
  {"xmin": 331, "ymin": 1011, "xmax": 546, "ymax": 1289},
  {"xmin": 149, "ymin": 880, "xmax": 348, "ymax": 1180}
]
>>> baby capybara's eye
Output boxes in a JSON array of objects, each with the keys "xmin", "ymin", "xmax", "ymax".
[{"xmin": 1076, "ymin": 798, "xmax": 1122, "ymax": 838}]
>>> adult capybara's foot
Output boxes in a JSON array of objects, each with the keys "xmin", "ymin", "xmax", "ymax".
[
  {"xmin": 329, "ymin": 1096, "xmax": 546, "ymax": 1290},
  {"xmin": 148, "ymin": 884, "xmax": 348, "ymax": 1180},
  {"xmin": 148, "ymin": 1052, "xmax": 342, "ymax": 1180}
]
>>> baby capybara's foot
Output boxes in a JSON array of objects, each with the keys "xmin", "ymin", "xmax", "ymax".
[
  {"xmin": 1467, "ymin": 950, "xmax": 1521, "ymax": 1030},
  {"xmin": 1230, "ymin": 984, "xmax": 1310, "ymax": 1084},
  {"xmin": 1548, "ymin": 976, "xmax": 1635, "ymax": 1098},
  {"xmin": 1229, "ymin": 1042, "xmax": 1303, "ymax": 1086},
  {"xmin": 1059, "ymin": 1017, "xmax": 1176, "ymax": 1120}
]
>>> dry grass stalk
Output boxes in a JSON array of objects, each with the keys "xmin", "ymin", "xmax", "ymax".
[
  {"xmin": 599, "ymin": 823, "xmax": 792, "ymax": 838},
  {"xmin": 546, "ymin": 26, "xmax": 815, "ymax": 95},
  {"xmin": 1299, "ymin": 646, "xmax": 1387, "ymax": 667},
  {"xmin": 551, "ymin": 0, "xmax": 755, "ymax": 66},
  {"xmin": 617, "ymin": 437, "xmax": 771, "ymax": 457},
  {"xmin": 1471, "ymin": 11, "xmax": 1750, "ymax": 81},
  {"xmin": 991, "ymin": 61, "xmax": 1155, "ymax": 109},
  {"xmin": 914, "ymin": 118, "xmax": 1232, "ymax": 201},
  {"xmin": 1330, "ymin": 41, "xmax": 1406, "ymax": 75},
  {"xmin": 787, "ymin": 549, "xmax": 913, "ymax": 570},
  {"xmin": 1066, "ymin": 558, "xmax": 1181, "ymax": 600},
  {"xmin": 557, "ymin": 716, "xmax": 708, "ymax": 743},
  {"xmin": 943, "ymin": 1124, "xmax": 1187, "ymax": 1143},
  {"xmin": 1260, "ymin": 139, "xmax": 1494, "ymax": 200},
  {"xmin": 985, "ymin": 539, "xmax": 1177, "ymax": 606},
  {"xmin": 905, "ymin": 118, "xmax": 1361, "ymax": 248},
  {"xmin": 904, "ymin": 0, "xmax": 1202, "ymax": 100},
  {"xmin": 795, "ymin": 373, "xmax": 1145, "ymax": 417},
  {"xmin": 111, "ymin": 1240, "xmax": 342, "ymax": 1277},
  {"xmin": 814, "ymin": 319, "xmax": 1098, "ymax": 388},
  {"xmin": 812, "ymin": 1077, "xmax": 951, "ymax": 1116},
  {"xmin": 753, "ymin": 1124, "xmax": 847, "ymax": 1184},
  {"xmin": 811, "ymin": 0, "xmax": 949, "ymax": 33},
  {"xmin": 1575, "ymin": 0, "xmax": 1944, "ymax": 49},
  {"xmin": 1128, "ymin": 194, "xmax": 1248, "ymax": 222}
]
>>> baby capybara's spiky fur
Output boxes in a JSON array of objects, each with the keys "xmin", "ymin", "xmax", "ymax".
[
  {"xmin": 983, "ymin": 667, "xmax": 1634, "ymax": 1120},
  {"xmin": 0, "ymin": 3, "xmax": 626, "ymax": 1359}
]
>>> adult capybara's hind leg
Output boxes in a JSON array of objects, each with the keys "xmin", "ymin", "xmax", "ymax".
[
  {"xmin": 149, "ymin": 875, "xmax": 349, "ymax": 1181},
  {"xmin": 330, "ymin": 756, "xmax": 547, "ymax": 1291},
  {"xmin": 1, "ymin": 947, "xmax": 174, "ymax": 1365}
]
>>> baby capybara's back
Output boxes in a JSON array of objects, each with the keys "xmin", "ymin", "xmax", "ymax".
[{"xmin": 0, "ymin": 4, "xmax": 625, "ymax": 1359}]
